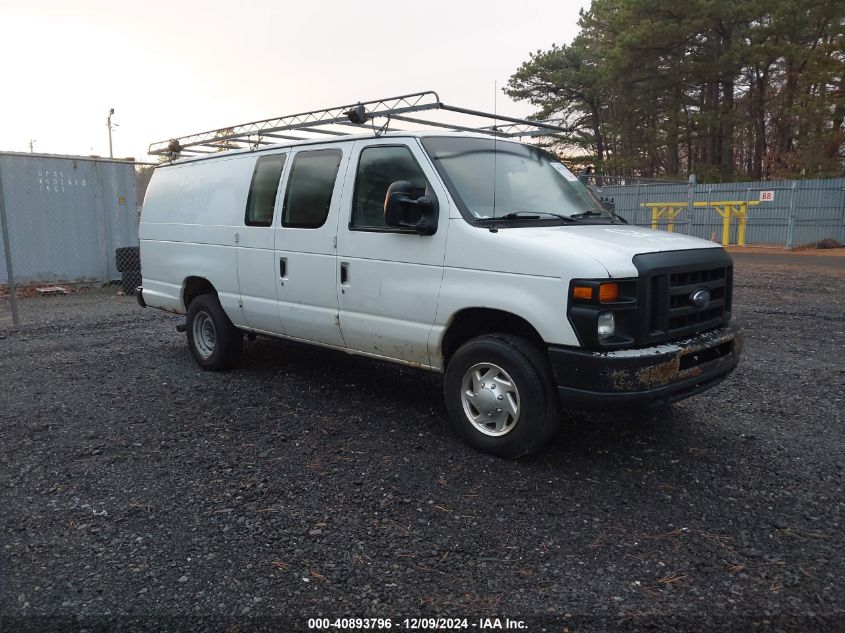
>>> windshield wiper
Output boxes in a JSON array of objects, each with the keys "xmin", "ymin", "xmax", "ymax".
[
  {"xmin": 493, "ymin": 211, "xmax": 576, "ymax": 222},
  {"xmin": 570, "ymin": 209, "xmax": 628, "ymax": 223},
  {"xmin": 569, "ymin": 210, "xmax": 603, "ymax": 219}
]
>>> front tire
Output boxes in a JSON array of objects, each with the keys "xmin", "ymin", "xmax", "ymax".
[
  {"xmin": 444, "ymin": 334, "xmax": 560, "ymax": 458},
  {"xmin": 186, "ymin": 294, "xmax": 242, "ymax": 371}
]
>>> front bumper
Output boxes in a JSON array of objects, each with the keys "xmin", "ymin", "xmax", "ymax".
[{"xmin": 548, "ymin": 322, "xmax": 743, "ymax": 408}]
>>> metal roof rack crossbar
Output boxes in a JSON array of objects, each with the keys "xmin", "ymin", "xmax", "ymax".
[{"xmin": 149, "ymin": 90, "xmax": 572, "ymax": 158}]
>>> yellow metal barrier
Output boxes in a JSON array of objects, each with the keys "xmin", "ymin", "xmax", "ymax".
[
  {"xmin": 641, "ymin": 202, "xmax": 688, "ymax": 232},
  {"xmin": 641, "ymin": 200, "xmax": 762, "ymax": 246},
  {"xmin": 692, "ymin": 201, "xmax": 760, "ymax": 247}
]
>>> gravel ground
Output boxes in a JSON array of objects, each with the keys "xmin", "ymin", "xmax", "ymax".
[{"xmin": 1, "ymin": 254, "xmax": 843, "ymax": 632}]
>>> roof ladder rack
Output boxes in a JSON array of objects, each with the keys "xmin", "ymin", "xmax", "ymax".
[{"xmin": 148, "ymin": 90, "xmax": 572, "ymax": 159}]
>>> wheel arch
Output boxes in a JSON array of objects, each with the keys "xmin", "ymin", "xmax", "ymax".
[
  {"xmin": 182, "ymin": 276, "xmax": 217, "ymax": 310},
  {"xmin": 439, "ymin": 308, "xmax": 546, "ymax": 368}
]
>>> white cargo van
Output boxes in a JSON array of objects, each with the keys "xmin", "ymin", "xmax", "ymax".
[{"xmin": 138, "ymin": 93, "xmax": 742, "ymax": 457}]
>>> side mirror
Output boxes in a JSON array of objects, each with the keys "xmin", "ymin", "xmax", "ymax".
[{"xmin": 384, "ymin": 181, "xmax": 438, "ymax": 235}]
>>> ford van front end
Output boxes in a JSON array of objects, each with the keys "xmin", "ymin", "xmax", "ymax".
[{"xmin": 553, "ymin": 247, "xmax": 743, "ymax": 407}]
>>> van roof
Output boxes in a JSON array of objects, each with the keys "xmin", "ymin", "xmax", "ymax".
[{"xmin": 149, "ymin": 90, "xmax": 570, "ymax": 163}]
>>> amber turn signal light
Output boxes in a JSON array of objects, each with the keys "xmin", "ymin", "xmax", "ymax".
[
  {"xmin": 598, "ymin": 282, "xmax": 619, "ymax": 303},
  {"xmin": 572, "ymin": 286, "xmax": 593, "ymax": 301}
]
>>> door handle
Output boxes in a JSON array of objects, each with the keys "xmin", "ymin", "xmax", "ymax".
[
  {"xmin": 340, "ymin": 262, "xmax": 349, "ymax": 285},
  {"xmin": 279, "ymin": 257, "xmax": 287, "ymax": 279}
]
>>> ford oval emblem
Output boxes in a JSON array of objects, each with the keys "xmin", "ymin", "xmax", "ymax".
[{"xmin": 690, "ymin": 289, "xmax": 711, "ymax": 309}]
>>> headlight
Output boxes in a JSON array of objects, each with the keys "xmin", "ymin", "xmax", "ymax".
[
  {"xmin": 597, "ymin": 311, "xmax": 615, "ymax": 339},
  {"xmin": 568, "ymin": 278, "xmax": 636, "ymax": 349}
]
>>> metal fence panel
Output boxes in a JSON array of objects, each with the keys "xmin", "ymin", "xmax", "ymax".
[
  {"xmin": 0, "ymin": 152, "xmax": 138, "ymax": 285},
  {"xmin": 0, "ymin": 167, "xmax": 15, "ymax": 330},
  {"xmin": 591, "ymin": 177, "xmax": 845, "ymax": 247}
]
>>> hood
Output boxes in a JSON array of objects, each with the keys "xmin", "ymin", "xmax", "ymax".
[{"xmin": 449, "ymin": 222, "xmax": 724, "ymax": 279}]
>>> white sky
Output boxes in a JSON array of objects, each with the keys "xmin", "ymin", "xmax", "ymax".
[{"xmin": 0, "ymin": 0, "xmax": 588, "ymax": 161}]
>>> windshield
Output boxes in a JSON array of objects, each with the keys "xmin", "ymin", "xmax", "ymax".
[{"xmin": 421, "ymin": 136, "xmax": 611, "ymax": 222}]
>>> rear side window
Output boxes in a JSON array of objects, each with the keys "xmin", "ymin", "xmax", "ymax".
[
  {"xmin": 245, "ymin": 154, "xmax": 286, "ymax": 226},
  {"xmin": 352, "ymin": 145, "xmax": 428, "ymax": 230},
  {"xmin": 282, "ymin": 149, "xmax": 342, "ymax": 229}
]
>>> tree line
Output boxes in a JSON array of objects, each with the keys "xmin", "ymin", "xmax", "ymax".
[{"xmin": 506, "ymin": 0, "xmax": 844, "ymax": 181}]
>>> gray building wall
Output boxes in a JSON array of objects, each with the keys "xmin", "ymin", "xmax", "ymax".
[{"xmin": 0, "ymin": 152, "xmax": 139, "ymax": 284}]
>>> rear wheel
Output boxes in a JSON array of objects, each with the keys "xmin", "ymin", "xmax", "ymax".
[
  {"xmin": 186, "ymin": 293, "xmax": 242, "ymax": 370},
  {"xmin": 444, "ymin": 334, "xmax": 560, "ymax": 458}
]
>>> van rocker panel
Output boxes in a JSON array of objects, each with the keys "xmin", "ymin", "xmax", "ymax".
[{"xmin": 549, "ymin": 322, "xmax": 743, "ymax": 408}]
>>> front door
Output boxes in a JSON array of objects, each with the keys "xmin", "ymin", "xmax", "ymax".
[
  {"xmin": 335, "ymin": 138, "xmax": 449, "ymax": 367},
  {"xmin": 274, "ymin": 145, "xmax": 350, "ymax": 347}
]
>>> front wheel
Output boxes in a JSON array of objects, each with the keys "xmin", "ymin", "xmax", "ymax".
[
  {"xmin": 186, "ymin": 294, "xmax": 242, "ymax": 371},
  {"xmin": 444, "ymin": 334, "xmax": 560, "ymax": 458}
]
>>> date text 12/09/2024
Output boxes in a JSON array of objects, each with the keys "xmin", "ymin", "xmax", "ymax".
[{"xmin": 307, "ymin": 618, "xmax": 528, "ymax": 630}]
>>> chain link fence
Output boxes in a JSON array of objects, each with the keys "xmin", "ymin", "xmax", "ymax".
[
  {"xmin": 586, "ymin": 176, "xmax": 845, "ymax": 249},
  {"xmin": 0, "ymin": 151, "xmax": 144, "ymax": 329}
]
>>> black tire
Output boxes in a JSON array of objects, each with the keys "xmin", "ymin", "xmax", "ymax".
[
  {"xmin": 443, "ymin": 334, "xmax": 561, "ymax": 458},
  {"xmin": 186, "ymin": 293, "xmax": 243, "ymax": 371},
  {"xmin": 115, "ymin": 247, "xmax": 140, "ymax": 272},
  {"xmin": 121, "ymin": 269, "xmax": 141, "ymax": 295}
]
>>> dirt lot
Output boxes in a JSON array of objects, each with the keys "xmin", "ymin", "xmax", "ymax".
[{"xmin": 1, "ymin": 254, "xmax": 843, "ymax": 632}]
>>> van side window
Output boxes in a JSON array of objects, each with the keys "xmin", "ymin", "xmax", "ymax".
[
  {"xmin": 282, "ymin": 149, "xmax": 342, "ymax": 229},
  {"xmin": 245, "ymin": 154, "xmax": 286, "ymax": 227},
  {"xmin": 351, "ymin": 146, "xmax": 428, "ymax": 230}
]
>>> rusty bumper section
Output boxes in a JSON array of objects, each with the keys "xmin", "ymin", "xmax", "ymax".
[{"xmin": 548, "ymin": 322, "xmax": 743, "ymax": 408}]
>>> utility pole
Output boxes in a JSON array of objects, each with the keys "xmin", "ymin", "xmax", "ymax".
[{"xmin": 107, "ymin": 108, "xmax": 115, "ymax": 158}]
